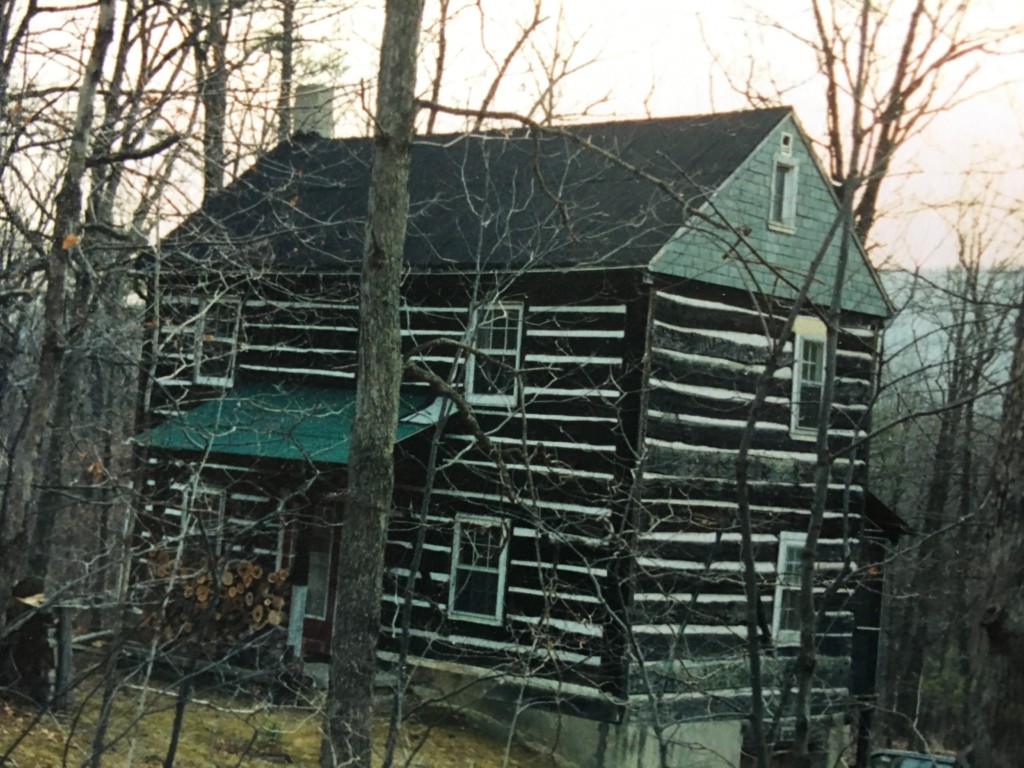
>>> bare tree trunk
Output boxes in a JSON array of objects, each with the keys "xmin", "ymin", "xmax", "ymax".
[
  {"xmin": 891, "ymin": 293, "xmax": 967, "ymax": 732},
  {"xmin": 319, "ymin": 1, "xmax": 424, "ymax": 766},
  {"xmin": 0, "ymin": 0, "xmax": 116, "ymax": 634},
  {"xmin": 792, "ymin": 214, "xmax": 853, "ymax": 768},
  {"xmin": 968, "ymin": 294, "xmax": 1024, "ymax": 766},
  {"xmin": 734, "ymin": 213, "xmax": 841, "ymax": 768}
]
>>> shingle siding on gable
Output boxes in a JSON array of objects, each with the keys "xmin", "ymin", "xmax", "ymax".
[{"xmin": 652, "ymin": 117, "xmax": 890, "ymax": 318}]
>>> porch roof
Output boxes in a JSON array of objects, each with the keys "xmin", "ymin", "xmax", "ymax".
[{"xmin": 136, "ymin": 382, "xmax": 440, "ymax": 464}]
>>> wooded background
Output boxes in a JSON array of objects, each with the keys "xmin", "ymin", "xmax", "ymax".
[{"xmin": 0, "ymin": 1, "xmax": 1022, "ymax": 766}]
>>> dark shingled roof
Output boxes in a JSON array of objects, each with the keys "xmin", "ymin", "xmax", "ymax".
[{"xmin": 162, "ymin": 107, "xmax": 791, "ymax": 273}]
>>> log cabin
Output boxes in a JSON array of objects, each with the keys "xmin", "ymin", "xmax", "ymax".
[{"xmin": 134, "ymin": 105, "xmax": 896, "ymax": 766}]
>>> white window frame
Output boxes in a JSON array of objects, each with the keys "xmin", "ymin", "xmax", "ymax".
[
  {"xmin": 182, "ymin": 482, "xmax": 227, "ymax": 557},
  {"xmin": 768, "ymin": 154, "xmax": 799, "ymax": 233},
  {"xmin": 773, "ymin": 531, "xmax": 806, "ymax": 644},
  {"xmin": 465, "ymin": 302, "xmax": 523, "ymax": 406},
  {"xmin": 193, "ymin": 297, "xmax": 241, "ymax": 387},
  {"xmin": 305, "ymin": 542, "xmax": 333, "ymax": 621},
  {"xmin": 448, "ymin": 515, "xmax": 510, "ymax": 625},
  {"xmin": 791, "ymin": 320, "xmax": 827, "ymax": 437},
  {"xmin": 779, "ymin": 131, "xmax": 794, "ymax": 155}
]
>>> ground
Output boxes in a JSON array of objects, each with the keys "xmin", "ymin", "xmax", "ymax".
[{"xmin": 0, "ymin": 678, "xmax": 551, "ymax": 767}]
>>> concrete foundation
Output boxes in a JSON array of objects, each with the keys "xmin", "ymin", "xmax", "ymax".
[{"xmin": 410, "ymin": 663, "xmax": 743, "ymax": 768}]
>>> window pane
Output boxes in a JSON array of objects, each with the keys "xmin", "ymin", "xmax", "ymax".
[
  {"xmin": 776, "ymin": 538, "xmax": 806, "ymax": 637},
  {"xmin": 782, "ymin": 546, "xmax": 803, "ymax": 580},
  {"xmin": 798, "ymin": 383, "xmax": 823, "ymax": 429},
  {"xmin": 186, "ymin": 489, "xmax": 225, "ymax": 556},
  {"xmin": 451, "ymin": 519, "xmax": 507, "ymax": 621},
  {"xmin": 470, "ymin": 304, "xmax": 521, "ymax": 398},
  {"xmin": 453, "ymin": 569, "xmax": 499, "ymax": 617},
  {"xmin": 195, "ymin": 301, "xmax": 239, "ymax": 384},
  {"xmin": 779, "ymin": 587, "xmax": 800, "ymax": 632},
  {"xmin": 198, "ymin": 340, "xmax": 235, "ymax": 380},
  {"xmin": 473, "ymin": 355, "xmax": 516, "ymax": 396},
  {"xmin": 306, "ymin": 550, "xmax": 331, "ymax": 618},
  {"xmin": 461, "ymin": 524, "xmax": 504, "ymax": 568},
  {"xmin": 191, "ymin": 491, "xmax": 222, "ymax": 530},
  {"xmin": 207, "ymin": 311, "xmax": 237, "ymax": 340},
  {"xmin": 801, "ymin": 339, "xmax": 824, "ymax": 382},
  {"xmin": 477, "ymin": 307, "xmax": 517, "ymax": 350}
]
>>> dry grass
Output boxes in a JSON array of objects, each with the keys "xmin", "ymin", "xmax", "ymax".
[{"xmin": 1, "ymin": 676, "xmax": 545, "ymax": 768}]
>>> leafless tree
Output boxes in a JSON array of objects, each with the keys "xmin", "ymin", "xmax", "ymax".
[
  {"xmin": 320, "ymin": 1, "xmax": 425, "ymax": 767},
  {"xmin": 0, "ymin": 0, "xmax": 118, "ymax": 642},
  {"xmin": 710, "ymin": 2, "xmax": 1024, "ymax": 761},
  {"xmin": 967, "ymin": 275, "xmax": 1024, "ymax": 765},
  {"xmin": 874, "ymin": 200, "xmax": 1021, "ymax": 747}
]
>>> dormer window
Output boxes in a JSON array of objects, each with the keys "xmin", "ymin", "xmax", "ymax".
[
  {"xmin": 769, "ymin": 157, "xmax": 798, "ymax": 232},
  {"xmin": 780, "ymin": 131, "xmax": 794, "ymax": 155},
  {"xmin": 193, "ymin": 298, "xmax": 241, "ymax": 387},
  {"xmin": 465, "ymin": 302, "xmax": 523, "ymax": 405}
]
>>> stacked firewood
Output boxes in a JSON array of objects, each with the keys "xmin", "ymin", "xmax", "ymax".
[{"xmin": 144, "ymin": 552, "xmax": 290, "ymax": 650}]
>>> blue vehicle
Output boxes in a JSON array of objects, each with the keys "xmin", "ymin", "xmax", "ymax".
[{"xmin": 870, "ymin": 749, "xmax": 958, "ymax": 768}]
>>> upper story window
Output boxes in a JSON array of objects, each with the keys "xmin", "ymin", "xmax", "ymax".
[
  {"xmin": 193, "ymin": 298, "xmax": 241, "ymax": 387},
  {"xmin": 773, "ymin": 531, "xmax": 806, "ymax": 644},
  {"xmin": 448, "ymin": 516, "xmax": 509, "ymax": 624},
  {"xmin": 769, "ymin": 133, "xmax": 798, "ymax": 232},
  {"xmin": 465, "ymin": 302, "xmax": 523, "ymax": 405},
  {"xmin": 791, "ymin": 316, "xmax": 827, "ymax": 436}
]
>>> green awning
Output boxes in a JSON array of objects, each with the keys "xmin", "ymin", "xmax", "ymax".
[{"xmin": 136, "ymin": 383, "xmax": 440, "ymax": 464}]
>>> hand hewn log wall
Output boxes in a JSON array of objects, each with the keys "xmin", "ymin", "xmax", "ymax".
[
  {"xmin": 630, "ymin": 277, "xmax": 880, "ymax": 721},
  {"xmin": 143, "ymin": 267, "xmax": 881, "ymax": 716}
]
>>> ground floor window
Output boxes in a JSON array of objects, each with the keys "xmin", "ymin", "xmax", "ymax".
[
  {"xmin": 449, "ymin": 516, "xmax": 509, "ymax": 624},
  {"xmin": 183, "ymin": 484, "xmax": 226, "ymax": 558},
  {"xmin": 305, "ymin": 540, "xmax": 332, "ymax": 620},
  {"xmin": 301, "ymin": 528, "xmax": 333, "ymax": 622},
  {"xmin": 773, "ymin": 531, "xmax": 807, "ymax": 643}
]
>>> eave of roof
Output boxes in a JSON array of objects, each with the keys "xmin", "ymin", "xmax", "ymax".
[
  {"xmin": 134, "ymin": 383, "xmax": 438, "ymax": 464},
  {"xmin": 864, "ymin": 491, "xmax": 913, "ymax": 541}
]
